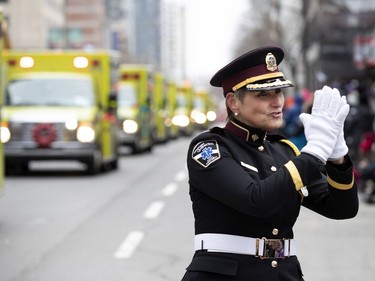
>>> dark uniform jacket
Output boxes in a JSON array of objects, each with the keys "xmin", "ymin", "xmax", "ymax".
[{"xmin": 181, "ymin": 119, "xmax": 359, "ymax": 281}]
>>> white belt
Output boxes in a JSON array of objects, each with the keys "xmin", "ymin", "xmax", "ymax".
[{"xmin": 195, "ymin": 233, "xmax": 296, "ymax": 258}]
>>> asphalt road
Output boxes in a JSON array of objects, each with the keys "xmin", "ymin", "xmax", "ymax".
[{"xmin": 0, "ymin": 135, "xmax": 374, "ymax": 281}]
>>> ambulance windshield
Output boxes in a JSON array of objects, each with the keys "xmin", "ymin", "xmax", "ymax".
[
  {"xmin": 117, "ymin": 84, "xmax": 137, "ymax": 106},
  {"xmin": 176, "ymin": 94, "xmax": 186, "ymax": 107},
  {"xmin": 5, "ymin": 77, "xmax": 95, "ymax": 107}
]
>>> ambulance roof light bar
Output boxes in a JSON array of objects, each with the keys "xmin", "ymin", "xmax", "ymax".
[
  {"xmin": 20, "ymin": 57, "xmax": 34, "ymax": 68},
  {"xmin": 73, "ymin": 56, "xmax": 89, "ymax": 69}
]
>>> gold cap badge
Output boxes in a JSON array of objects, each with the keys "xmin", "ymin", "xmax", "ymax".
[{"xmin": 265, "ymin": 53, "xmax": 277, "ymax": 71}]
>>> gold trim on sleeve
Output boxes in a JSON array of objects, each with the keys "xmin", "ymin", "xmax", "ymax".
[
  {"xmin": 285, "ymin": 161, "xmax": 304, "ymax": 191},
  {"xmin": 327, "ymin": 175, "xmax": 354, "ymax": 190}
]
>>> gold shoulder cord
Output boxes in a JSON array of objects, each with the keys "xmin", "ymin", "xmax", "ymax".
[{"xmin": 279, "ymin": 139, "xmax": 300, "ymax": 156}]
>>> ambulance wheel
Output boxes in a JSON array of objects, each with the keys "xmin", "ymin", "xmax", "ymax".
[
  {"xmin": 111, "ymin": 155, "xmax": 119, "ymax": 170},
  {"xmin": 144, "ymin": 133, "xmax": 154, "ymax": 153},
  {"xmin": 86, "ymin": 149, "xmax": 103, "ymax": 175},
  {"xmin": 131, "ymin": 144, "xmax": 140, "ymax": 154},
  {"xmin": 112, "ymin": 143, "xmax": 119, "ymax": 169},
  {"xmin": 145, "ymin": 142, "xmax": 153, "ymax": 152},
  {"xmin": 5, "ymin": 162, "xmax": 29, "ymax": 175},
  {"xmin": 131, "ymin": 137, "xmax": 142, "ymax": 154},
  {"xmin": 103, "ymin": 156, "xmax": 118, "ymax": 171}
]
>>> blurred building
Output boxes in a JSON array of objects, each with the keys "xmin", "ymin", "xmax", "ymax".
[
  {"xmin": 302, "ymin": 0, "xmax": 375, "ymax": 90},
  {"xmin": 130, "ymin": 0, "xmax": 161, "ymax": 68},
  {"xmin": 161, "ymin": 0, "xmax": 186, "ymax": 82},
  {"xmin": 123, "ymin": 0, "xmax": 186, "ymax": 81},
  {"xmin": 243, "ymin": 0, "xmax": 375, "ymax": 91},
  {"xmin": 1, "ymin": 0, "xmax": 119, "ymax": 50},
  {"xmin": 3, "ymin": 0, "xmax": 65, "ymax": 49},
  {"xmin": 244, "ymin": 0, "xmax": 304, "ymax": 91},
  {"xmin": 0, "ymin": 0, "xmax": 187, "ymax": 81},
  {"xmin": 64, "ymin": 0, "xmax": 108, "ymax": 49}
]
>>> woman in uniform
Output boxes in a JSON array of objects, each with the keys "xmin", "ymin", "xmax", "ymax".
[{"xmin": 181, "ymin": 46, "xmax": 358, "ymax": 281}]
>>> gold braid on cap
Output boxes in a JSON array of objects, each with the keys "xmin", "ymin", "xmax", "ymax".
[
  {"xmin": 246, "ymin": 79, "xmax": 293, "ymax": 90},
  {"xmin": 232, "ymin": 72, "xmax": 284, "ymax": 91}
]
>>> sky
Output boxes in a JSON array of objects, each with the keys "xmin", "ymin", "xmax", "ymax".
[{"xmin": 182, "ymin": 0, "xmax": 249, "ymax": 87}]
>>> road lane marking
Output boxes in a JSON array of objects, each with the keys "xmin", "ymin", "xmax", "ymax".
[
  {"xmin": 162, "ymin": 182, "xmax": 178, "ymax": 196},
  {"xmin": 114, "ymin": 230, "xmax": 145, "ymax": 259},
  {"xmin": 175, "ymin": 170, "xmax": 187, "ymax": 182},
  {"xmin": 143, "ymin": 201, "xmax": 165, "ymax": 219}
]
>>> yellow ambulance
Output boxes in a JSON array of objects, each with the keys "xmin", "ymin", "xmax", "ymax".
[
  {"xmin": 0, "ymin": 10, "xmax": 4, "ymax": 192},
  {"xmin": 0, "ymin": 50, "xmax": 120, "ymax": 174},
  {"xmin": 191, "ymin": 89, "xmax": 209, "ymax": 130},
  {"xmin": 172, "ymin": 81, "xmax": 194, "ymax": 136},
  {"xmin": 151, "ymin": 72, "xmax": 169, "ymax": 143},
  {"xmin": 117, "ymin": 64, "xmax": 153, "ymax": 154},
  {"xmin": 191, "ymin": 89, "xmax": 217, "ymax": 130},
  {"xmin": 165, "ymin": 79, "xmax": 179, "ymax": 139}
]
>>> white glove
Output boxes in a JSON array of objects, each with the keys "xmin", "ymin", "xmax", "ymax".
[
  {"xmin": 328, "ymin": 95, "xmax": 349, "ymax": 160},
  {"xmin": 299, "ymin": 86, "xmax": 350, "ymax": 164}
]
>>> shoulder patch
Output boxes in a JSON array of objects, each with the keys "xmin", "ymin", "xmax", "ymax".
[{"xmin": 192, "ymin": 140, "xmax": 221, "ymax": 168}]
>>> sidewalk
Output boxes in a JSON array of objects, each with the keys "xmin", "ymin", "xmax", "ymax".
[{"xmin": 295, "ymin": 196, "xmax": 375, "ymax": 281}]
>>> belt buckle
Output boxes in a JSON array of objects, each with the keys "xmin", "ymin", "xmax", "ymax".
[{"xmin": 257, "ymin": 238, "xmax": 289, "ymax": 259}]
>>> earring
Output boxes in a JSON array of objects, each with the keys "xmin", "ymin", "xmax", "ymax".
[{"xmin": 234, "ymin": 112, "xmax": 239, "ymax": 116}]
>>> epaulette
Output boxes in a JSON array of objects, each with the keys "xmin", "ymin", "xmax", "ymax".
[
  {"xmin": 267, "ymin": 132, "xmax": 300, "ymax": 156},
  {"xmin": 209, "ymin": 126, "xmax": 225, "ymax": 135},
  {"xmin": 266, "ymin": 132, "xmax": 286, "ymax": 142},
  {"xmin": 279, "ymin": 139, "xmax": 300, "ymax": 156}
]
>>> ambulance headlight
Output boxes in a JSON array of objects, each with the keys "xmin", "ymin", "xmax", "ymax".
[
  {"xmin": 191, "ymin": 111, "xmax": 207, "ymax": 125},
  {"xmin": 172, "ymin": 115, "xmax": 190, "ymax": 127},
  {"xmin": 77, "ymin": 125, "xmax": 95, "ymax": 143},
  {"xmin": 0, "ymin": 126, "xmax": 11, "ymax": 143},
  {"xmin": 123, "ymin": 120, "xmax": 138, "ymax": 134},
  {"xmin": 65, "ymin": 119, "xmax": 78, "ymax": 130},
  {"xmin": 206, "ymin": 111, "xmax": 217, "ymax": 122},
  {"xmin": 164, "ymin": 117, "xmax": 172, "ymax": 127}
]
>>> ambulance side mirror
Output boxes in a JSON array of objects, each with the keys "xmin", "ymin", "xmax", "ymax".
[
  {"xmin": 108, "ymin": 90, "xmax": 117, "ymax": 111},
  {"xmin": 146, "ymin": 95, "xmax": 151, "ymax": 106}
]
